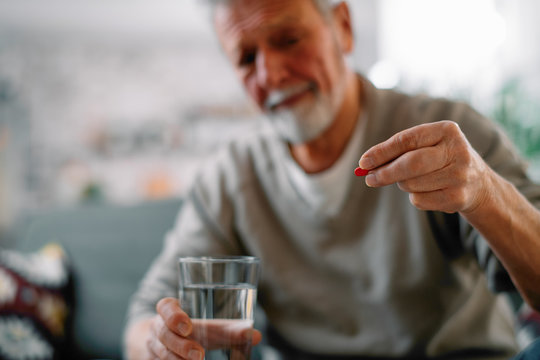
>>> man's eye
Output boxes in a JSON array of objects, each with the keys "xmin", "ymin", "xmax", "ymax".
[
  {"xmin": 273, "ymin": 35, "xmax": 300, "ymax": 48},
  {"xmin": 239, "ymin": 52, "xmax": 256, "ymax": 66},
  {"xmin": 282, "ymin": 37, "xmax": 299, "ymax": 46}
]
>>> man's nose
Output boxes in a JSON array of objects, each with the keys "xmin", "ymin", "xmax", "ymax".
[{"xmin": 255, "ymin": 48, "xmax": 288, "ymax": 89}]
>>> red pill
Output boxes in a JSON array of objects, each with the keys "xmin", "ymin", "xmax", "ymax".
[{"xmin": 354, "ymin": 167, "xmax": 369, "ymax": 176}]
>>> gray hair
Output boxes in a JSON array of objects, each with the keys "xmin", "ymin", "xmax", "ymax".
[
  {"xmin": 311, "ymin": 0, "xmax": 336, "ymax": 17},
  {"xmin": 204, "ymin": 0, "xmax": 338, "ymax": 20}
]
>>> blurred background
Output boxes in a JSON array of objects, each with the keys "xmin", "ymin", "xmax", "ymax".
[{"xmin": 1, "ymin": 0, "xmax": 540, "ymax": 240}]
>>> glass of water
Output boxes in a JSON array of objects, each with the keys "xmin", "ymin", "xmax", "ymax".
[{"xmin": 177, "ymin": 256, "xmax": 261, "ymax": 360}]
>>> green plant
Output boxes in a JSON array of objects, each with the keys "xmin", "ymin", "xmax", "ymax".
[{"xmin": 492, "ymin": 78, "xmax": 540, "ymax": 159}]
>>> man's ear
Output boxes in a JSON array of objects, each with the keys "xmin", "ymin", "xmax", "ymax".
[{"xmin": 332, "ymin": 2, "xmax": 354, "ymax": 54}]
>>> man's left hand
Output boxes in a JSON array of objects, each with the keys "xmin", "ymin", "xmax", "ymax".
[{"xmin": 359, "ymin": 120, "xmax": 493, "ymax": 214}]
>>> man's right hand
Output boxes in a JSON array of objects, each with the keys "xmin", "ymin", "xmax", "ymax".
[
  {"xmin": 147, "ymin": 297, "xmax": 205, "ymax": 360},
  {"xmin": 127, "ymin": 297, "xmax": 263, "ymax": 360}
]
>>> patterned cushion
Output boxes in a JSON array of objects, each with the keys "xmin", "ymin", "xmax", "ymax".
[{"xmin": 0, "ymin": 244, "xmax": 73, "ymax": 360}]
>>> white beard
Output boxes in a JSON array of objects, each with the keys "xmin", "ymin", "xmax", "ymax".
[
  {"xmin": 265, "ymin": 81, "xmax": 346, "ymax": 144},
  {"xmin": 268, "ymin": 95, "xmax": 334, "ymax": 144}
]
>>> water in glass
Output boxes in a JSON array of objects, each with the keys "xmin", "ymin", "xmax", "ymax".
[{"xmin": 180, "ymin": 283, "xmax": 257, "ymax": 360}]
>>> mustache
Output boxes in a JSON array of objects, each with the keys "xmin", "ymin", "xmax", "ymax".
[{"xmin": 263, "ymin": 83, "xmax": 315, "ymax": 111}]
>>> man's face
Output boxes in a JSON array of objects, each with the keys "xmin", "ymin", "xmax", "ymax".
[{"xmin": 214, "ymin": 0, "xmax": 352, "ymax": 144}]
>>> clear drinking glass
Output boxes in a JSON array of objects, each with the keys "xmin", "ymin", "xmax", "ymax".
[{"xmin": 177, "ymin": 256, "xmax": 261, "ymax": 360}]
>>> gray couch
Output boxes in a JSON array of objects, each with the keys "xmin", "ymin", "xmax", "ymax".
[{"xmin": 13, "ymin": 198, "xmax": 183, "ymax": 359}]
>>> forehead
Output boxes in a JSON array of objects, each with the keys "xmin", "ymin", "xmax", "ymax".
[{"xmin": 214, "ymin": 0, "xmax": 325, "ymax": 42}]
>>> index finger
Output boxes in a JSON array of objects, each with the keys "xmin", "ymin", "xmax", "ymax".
[
  {"xmin": 156, "ymin": 297, "xmax": 193, "ymax": 337},
  {"xmin": 359, "ymin": 122, "xmax": 448, "ymax": 170}
]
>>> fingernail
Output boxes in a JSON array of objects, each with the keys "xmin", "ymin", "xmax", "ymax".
[
  {"xmin": 365, "ymin": 173, "xmax": 378, "ymax": 187},
  {"xmin": 188, "ymin": 349, "xmax": 203, "ymax": 360},
  {"xmin": 178, "ymin": 322, "xmax": 191, "ymax": 336},
  {"xmin": 359, "ymin": 156, "xmax": 374, "ymax": 169}
]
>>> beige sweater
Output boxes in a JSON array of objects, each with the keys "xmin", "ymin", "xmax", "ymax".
[{"xmin": 126, "ymin": 77, "xmax": 540, "ymax": 359}]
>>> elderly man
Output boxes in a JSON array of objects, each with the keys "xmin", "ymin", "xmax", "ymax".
[{"xmin": 124, "ymin": 0, "xmax": 540, "ymax": 359}]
